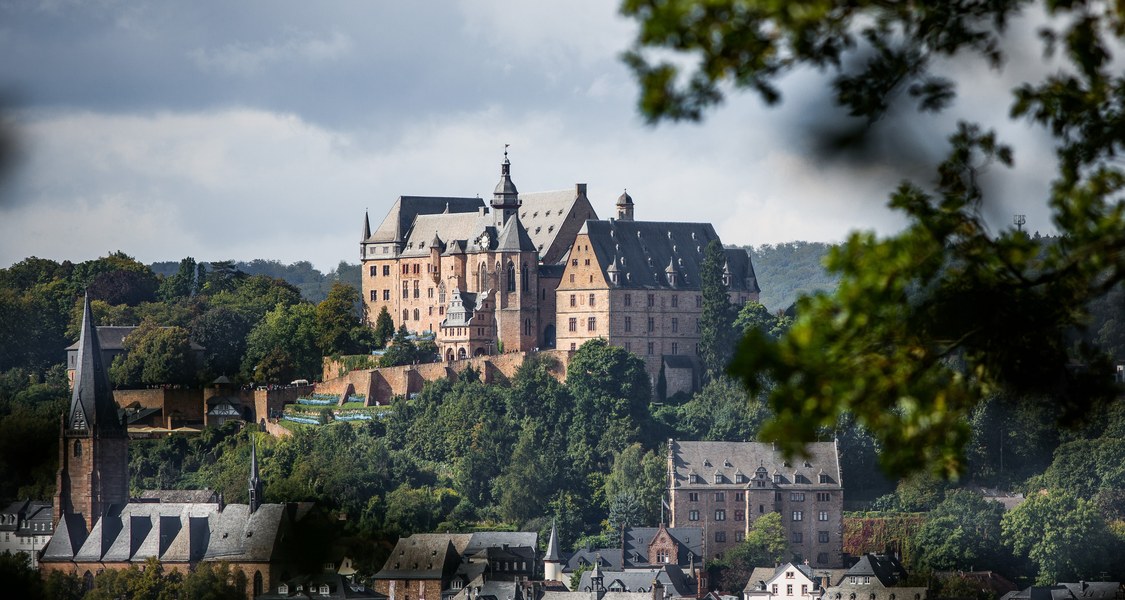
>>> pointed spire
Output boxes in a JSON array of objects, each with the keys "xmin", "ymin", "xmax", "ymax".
[
  {"xmin": 545, "ymin": 520, "xmax": 560, "ymax": 562},
  {"xmin": 363, "ymin": 210, "xmax": 371, "ymax": 241},
  {"xmin": 248, "ymin": 436, "xmax": 263, "ymax": 513},
  {"xmin": 69, "ymin": 294, "xmax": 124, "ymax": 436}
]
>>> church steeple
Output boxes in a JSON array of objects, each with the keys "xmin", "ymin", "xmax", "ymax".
[
  {"xmin": 248, "ymin": 436, "xmax": 263, "ymax": 513},
  {"xmin": 491, "ymin": 145, "xmax": 520, "ymax": 228},
  {"xmin": 363, "ymin": 210, "xmax": 372, "ymax": 241},
  {"xmin": 55, "ymin": 293, "xmax": 129, "ymax": 532},
  {"xmin": 68, "ymin": 294, "xmax": 124, "ymax": 435}
]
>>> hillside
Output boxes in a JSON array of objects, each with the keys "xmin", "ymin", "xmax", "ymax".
[
  {"xmin": 744, "ymin": 242, "xmax": 840, "ymax": 312},
  {"xmin": 150, "ymin": 259, "xmax": 361, "ymax": 303}
]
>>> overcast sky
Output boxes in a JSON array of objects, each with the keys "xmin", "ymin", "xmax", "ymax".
[{"xmin": 0, "ymin": 1, "xmax": 1060, "ymax": 272}]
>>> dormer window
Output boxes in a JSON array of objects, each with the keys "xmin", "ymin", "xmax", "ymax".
[
  {"xmin": 819, "ymin": 473, "xmax": 830, "ymax": 484},
  {"xmin": 279, "ymin": 584, "xmax": 289, "ymax": 594},
  {"xmin": 320, "ymin": 584, "xmax": 330, "ymax": 595},
  {"xmin": 773, "ymin": 474, "xmax": 782, "ymax": 484},
  {"xmin": 713, "ymin": 472, "xmax": 722, "ymax": 484}
]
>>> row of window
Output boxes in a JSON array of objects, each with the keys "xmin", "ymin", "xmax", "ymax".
[
  {"xmin": 399, "ymin": 307, "xmax": 446, "ymax": 321},
  {"xmin": 790, "ymin": 511, "xmax": 831, "ymax": 521},
  {"xmin": 687, "ymin": 491, "xmax": 832, "ymax": 503},
  {"xmin": 692, "ymin": 472, "xmax": 833, "ymax": 485}
]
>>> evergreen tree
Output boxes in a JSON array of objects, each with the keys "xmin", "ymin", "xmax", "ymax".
[
  {"xmin": 373, "ymin": 306, "xmax": 395, "ymax": 349},
  {"xmin": 698, "ymin": 239, "xmax": 736, "ymax": 378}
]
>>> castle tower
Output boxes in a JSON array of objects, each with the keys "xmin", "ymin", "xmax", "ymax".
[
  {"xmin": 54, "ymin": 294, "xmax": 129, "ymax": 532},
  {"xmin": 492, "ymin": 146, "xmax": 521, "ymax": 228},
  {"xmin": 616, "ymin": 189, "xmax": 634, "ymax": 221},
  {"xmin": 249, "ymin": 437, "xmax": 263, "ymax": 513},
  {"xmin": 544, "ymin": 520, "xmax": 563, "ymax": 585}
]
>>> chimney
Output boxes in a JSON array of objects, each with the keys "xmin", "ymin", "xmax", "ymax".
[
  {"xmin": 576, "ymin": 183, "xmax": 587, "ymax": 197},
  {"xmin": 652, "ymin": 579, "xmax": 665, "ymax": 600}
]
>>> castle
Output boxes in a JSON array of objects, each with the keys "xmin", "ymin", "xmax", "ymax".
[{"xmin": 360, "ymin": 153, "xmax": 759, "ymax": 391}]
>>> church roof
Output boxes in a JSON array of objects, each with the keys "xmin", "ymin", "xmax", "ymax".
[
  {"xmin": 621, "ymin": 526, "xmax": 703, "ymax": 567},
  {"xmin": 68, "ymin": 295, "xmax": 126, "ymax": 436},
  {"xmin": 40, "ymin": 514, "xmax": 87, "ymax": 561}
]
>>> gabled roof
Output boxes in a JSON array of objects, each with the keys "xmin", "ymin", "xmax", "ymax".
[
  {"xmin": 374, "ymin": 534, "xmax": 460, "ymax": 580},
  {"xmin": 66, "ymin": 325, "xmax": 205, "ymax": 352},
  {"xmin": 844, "ymin": 554, "xmax": 907, "ymax": 587},
  {"xmin": 367, "ymin": 197, "xmax": 484, "ymax": 244},
  {"xmin": 40, "ymin": 514, "xmax": 88, "ymax": 561},
  {"xmin": 496, "ymin": 216, "xmax": 537, "ymax": 253},
  {"xmin": 577, "ymin": 565, "xmax": 696, "ymax": 597},
  {"xmin": 670, "ymin": 440, "xmax": 841, "ymax": 487},
  {"xmin": 622, "ymin": 526, "xmax": 703, "ymax": 567},
  {"xmin": 68, "ymin": 295, "xmax": 126, "ymax": 436}
]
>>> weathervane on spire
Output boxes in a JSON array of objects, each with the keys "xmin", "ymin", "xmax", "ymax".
[{"xmin": 504, "ymin": 143, "xmax": 510, "ymax": 159}]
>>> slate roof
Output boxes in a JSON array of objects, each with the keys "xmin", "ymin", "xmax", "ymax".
[
  {"xmin": 138, "ymin": 489, "xmax": 220, "ymax": 504},
  {"xmin": 41, "ymin": 502, "xmax": 292, "ymax": 565},
  {"xmin": 576, "ymin": 565, "xmax": 696, "ymax": 597},
  {"xmin": 443, "ymin": 289, "xmax": 482, "ymax": 328},
  {"xmin": 670, "ymin": 440, "xmax": 841, "ymax": 487},
  {"xmin": 743, "ymin": 563, "xmax": 820, "ymax": 594},
  {"xmin": 843, "ymin": 554, "xmax": 907, "ymax": 587},
  {"xmin": 577, "ymin": 221, "xmax": 758, "ymax": 292},
  {"xmin": 68, "ymin": 296, "xmax": 126, "ymax": 435},
  {"xmin": 41, "ymin": 514, "xmax": 85, "ymax": 562},
  {"xmin": 367, "ymin": 197, "xmax": 484, "ymax": 244},
  {"xmin": 518, "ymin": 188, "xmax": 598, "ymax": 262},
  {"xmin": 375, "ymin": 534, "xmax": 459, "ymax": 580},
  {"xmin": 65, "ymin": 326, "xmax": 206, "ymax": 352},
  {"xmin": 622, "ymin": 527, "xmax": 703, "ymax": 567},
  {"xmin": 0, "ymin": 500, "xmax": 52, "ymax": 535},
  {"xmin": 1060, "ymin": 583, "xmax": 1123, "ymax": 600},
  {"xmin": 563, "ymin": 548, "xmax": 619, "ymax": 572}
]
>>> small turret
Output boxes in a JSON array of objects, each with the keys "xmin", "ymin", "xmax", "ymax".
[
  {"xmin": 544, "ymin": 520, "xmax": 562, "ymax": 584},
  {"xmin": 491, "ymin": 146, "xmax": 521, "ymax": 228},
  {"xmin": 616, "ymin": 189, "xmax": 634, "ymax": 221}
]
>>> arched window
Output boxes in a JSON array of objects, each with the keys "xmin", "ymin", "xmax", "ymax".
[
  {"xmin": 506, "ymin": 262, "xmax": 516, "ymax": 292},
  {"xmin": 74, "ymin": 440, "xmax": 82, "ymax": 457},
  {"xmin": 521, "ymin": 263, "xmax": 529, "ymax": 291},
  {"xmin": 402, "ymin": 309, "xmax": 409, "ymax": 322},
  {"xmin": 458, "ymin": 348, "xmax": 467, "ymax": 359},
  {"xmin": 254, "ymin": 571, "xmax": 263, "ymax": 596},
  {"xmin": 83, "ymin": 571, "xmax": 94, "ymax": 591},
  {"xmin": 413, "ymin": 308, "xmax": 420, "ymax": 321}
]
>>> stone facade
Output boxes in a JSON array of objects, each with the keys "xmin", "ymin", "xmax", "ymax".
[
  {"xmin": 555, "ymin": 219, "xmax": 759, "ymax": 390},
  {"xmin": 360, "ymin": 156, "xmax": 597, "ymax": 362},
  {"xmin": 667, "ymin": 440, "xmax": 844, "ymax": 567}
]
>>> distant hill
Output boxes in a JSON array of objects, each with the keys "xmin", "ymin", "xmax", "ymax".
[
  {"xmin": 149, "ymin": 259, "xmax": 361, "ymax": 304},
  {"xmin": 744, "ymin": 242, "xmax": 840, "ymax": 312}
]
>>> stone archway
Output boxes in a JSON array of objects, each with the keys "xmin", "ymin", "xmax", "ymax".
[
  {"xmin": 458, "ymin": 347, "xmax": 467, "ymax": 360},
  {"xmin": 543, "ymin": 324, "xmax": 556, "ymax": 348}
]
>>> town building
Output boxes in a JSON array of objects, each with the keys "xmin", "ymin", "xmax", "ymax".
[
  {"xmin": 554, "ymin": 213, "xmax": 758, "ymax": 393},
  {"xmin": 823, "ymin": 554, "xmax": 926, "ymax": 600},
  {"xmin": 667, "ymin": 440, "xmax": 843, "ymax": 567},
  {"xmin": 0, "ymin": 499, "xmax": 53, "ymax": 568},
  {"xmin": 744, "ymin": 563, "xmax": 828, "ymax": 600},
  {"xmin": 373, "ymin": 531, "xmax": 539, "ymax": 600}
]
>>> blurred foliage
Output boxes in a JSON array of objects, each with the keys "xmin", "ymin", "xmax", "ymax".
[{"xmin": 623, "ymin": 0, "xmax": 1125, "ymax": 477}]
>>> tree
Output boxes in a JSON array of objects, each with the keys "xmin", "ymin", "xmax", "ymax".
[
  {"xmin": 698, "ymin": 239, "xmax": 737, "ymax": 377},
  {"xmin": 373, "ymin": 306, "xmax": 395, "ymax": 349},
  {"xmin": 316, "ymin": 282, "xmax": 367, "ymax": 355},
  {"xmin": 158, "ymin": 257, "xmax": 196, "ymax": 301},
  {"xmin": 623, "ymin": 0, "xmax": 1125, "ymax": 477},
  {"xmin": 915, "ymin": 490, "xmax": 1007, "ymax": 572},
  {"xmin": 379, "ymin": 324, "xmax": 417, "ymax": 367},
  {"xmin": 1001, "ymin": 490, "xmax": 1112, "ymax": 584},
  {"xmin": 192, "ymin": 306, "xmax": 253, "ymax": 380},
  {"xmin": 109, "ymin": 320, "xmax": 196, "ymax": 387},
  {"xmin": 241, "ymin": 302, "xmax": 320, "ymax": 383},
  {"xmin": 711, "ymin": 512, "xmax": 787, "ymax": 592}
]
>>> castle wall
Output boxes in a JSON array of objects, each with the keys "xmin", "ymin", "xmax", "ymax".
[{"xmin": 114, "ymin": 388, "xmax": 204, "ymax": 427}]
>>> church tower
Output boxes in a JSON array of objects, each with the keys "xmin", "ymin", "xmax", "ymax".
[
  {"xmin": 491, "ymin": 146, "xmax": 521, "ymax": 228},
  {"xmin": 54, "ymin": 294, "xmax": 129, "ymax": 532},
  {"xmin": 616, "ymin": 189, "xmax": 634, "ymax": 221},
  {"xmin": 544, "ymin": 520, "xmax": 563, "ymax": 585},
  {"xmin": 248, "ymin": 437, "xmax": 263, "ymax": 513}
]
